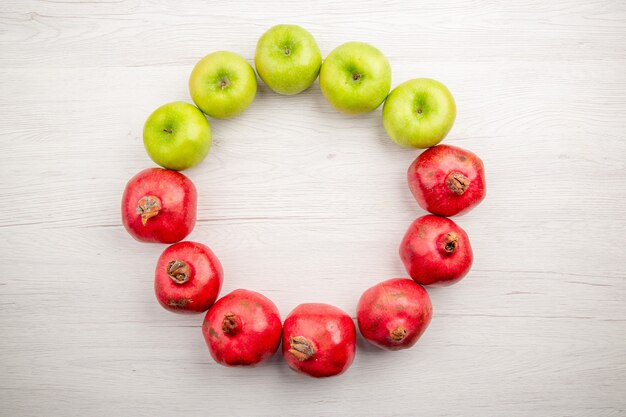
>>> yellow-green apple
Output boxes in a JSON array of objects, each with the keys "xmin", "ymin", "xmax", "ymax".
[
  {"xmin": 189, "ymin": 51, "xmax": 257, "ymax": 119},
  {"xmin": 143, "ymin": 102, "xmax": 211, "ymax": 171},
  {"xmin": 382, "ymin": 78, "xmax": 456, "ymax": 148},
  {"xmin": 255, "ymin": 24, "xmax": 322, "ymax": 95},
  {"xmin": 319, "ymin": 42, "xmax": 391, "ymax": 114}
]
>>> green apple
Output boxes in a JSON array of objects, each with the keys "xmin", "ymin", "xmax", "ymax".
[
  {"xmin": 382, "ymin": 78, "xmax": 456, "ymax": 148},
  {"xmin": 319, "ymin": 42, "xmax": 391, "ymax": 114},
  {"xmin": 143, "ymin": 102, "xmax": 211, "ymax": 171},
  {"xmin": 254, "ymin": 24, "xmax": 322, "ymax": 95},
  {"xmin": 189, "ymin": 51, "xmax": 257, "ymax": 118}
]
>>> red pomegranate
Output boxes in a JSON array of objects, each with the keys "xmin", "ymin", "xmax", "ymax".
[
  {"xmin": 202, "ymin": 289, "xmax": 282, "ymax": 367},
  {"xmin": 154, "ymin": 241, "xmax": 223, "ymax": 313},
  {"xmin": 121, "ymin": 168, "xmax": 197, "ymax": 243},
  {"xmin": 357, "ymin": 278, "xmax": 432, "ymax": 350},
  {"xmin": 408, "ymin": 144, "xmax": 486, "ymax": 217},
  {"xmin": 282, "ymin": 303, "xmax": 356, "ymax": 378},
  {"xmin": 400, "ymin": 215, "xmax": 473, "ymax": 286}
]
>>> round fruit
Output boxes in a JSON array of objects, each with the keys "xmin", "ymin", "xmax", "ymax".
[
  {"xmin": 408, "ymin": 144, "xmax": 486, "ymax": 216},
  {"xmin": 254, "ymin": 24, "xmax": 322, "ymax": 95},
  {"xmin": 202, "ymin": 289, "xmax": 282, "ymax": 367},
  {"xmin": 382, "ymin": 78, "xmax": 456, "ymax": 148},
  {"xmin": 142, "ymin": 102, "xmax": 211, "ymax": 171},
  {"xmin": 319, "ymin": 42, "xmax": 391, "ymax": 114},
  {"xmin": 400, "ymin": 215, "xmax": 473, "ymax": 286},
  {"xmin": 154, "ymin": 241, "xmax": 223, "ymax": 313},
  {"xmin": 189, "ymin": 51, "xmax": 257, "ymax": 119},
  {"xmin": 357, "ymin": 278, "xmax": 432, "ymax": 350},
  {"xmin": 282, "ymin": 303, "xmax": 356, "ymax": 378},
  {"xmin": 121, "ymin": 168, "xmax": 197, "ymax": 243}
]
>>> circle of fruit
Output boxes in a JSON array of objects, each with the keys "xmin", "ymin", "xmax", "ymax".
[{"xmin": 122, "ymin": 24, "xmax": 487, "ymax": 378}]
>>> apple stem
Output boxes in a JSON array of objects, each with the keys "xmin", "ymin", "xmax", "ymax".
[
  {"xmin": 219, "ymin": 77, "xmax": 231, "ymax": 90},
  {"xmin": 167, "ymin": 260, "xmax": 190, "ymax": 284},
  {"xmin": 446, "ymin": 171, "xmax": 470, "ymax": 195},
  {"xmin": 443, "ymin": 233, "xmax": 459, "ymax": 253},
  {"xmin": 136, "ymin": 195, "xmax": 161, "ymax": 225},
  {"xmin": 352, "ymin": 72, "xmax": 361, "ymax": 81},
  {"xmin": 288, "ymin": 336, "xmax": 315, "ymax": 361},
  {"xmin": 222, "ymin": 313, "xmax": 241, "ymax": 335}
]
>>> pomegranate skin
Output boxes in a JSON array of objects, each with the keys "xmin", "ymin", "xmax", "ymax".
[
  {"xmin": 121, "ymin": 168, "xmax": 197, "ymax": 243},
  {"xmin": 400, "ymin": 215, "xmax": 473, "ymax": 286},
  {"xmin": 202, "ymin": 289, "xmax": 282, "ymax": 367},
  {"xmin": 357, "ymin": 278, "xmax": 432, "ymax": 350},
  {"xmin": 154, "ymin": 241, "xmax": 223, "ymax": 313},
  {"xmin": 408, "ymin": 144, "xmax": 486, "ymax": 217},
  {"xmin": 282, "ymin": 303, "xmax": 356, "ymax": 378}
]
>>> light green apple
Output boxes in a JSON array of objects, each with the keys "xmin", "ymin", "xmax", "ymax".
[
  {"xmin": 382, "ymin": 78, "xmax": 456, "ymax": 148},
  {"xmin": 319, "ymin": 42, "xmax": 391, "ymax": 114},
  {"xmin": 189, "ymin": 51, "xmax": 257, "ymax": 119},
  {"xmin": 254, "ymin": 24, "xmax": 322, "ymax": 95},
  {"xmin": 143, "ymin": 101, "xmax": 211, "ymax": 170}
]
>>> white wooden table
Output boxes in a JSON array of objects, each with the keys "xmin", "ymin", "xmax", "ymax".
[{"xmin": 1, "ymin": 1, "xmax": 625, "ymax": 416}]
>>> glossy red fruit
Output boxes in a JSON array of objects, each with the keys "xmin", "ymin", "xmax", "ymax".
[
  {"xmin": 357, "ymin": 278, "xmax": 432, "ymax": 350},
  {"xmin": 400, "ymin": 215, "xmax": 473, "ymax": 286},
  {"xmin": 408, "ymin": 144, "xmax": 486, "ymax": 217},
  {"xmin": 121, "ymin": 168, "xmax": 197, "ymax": 243},
  {"xmin": 154, "ymin": 241, "xmax": 223, "ymax": 313},
  {"xmin": 202, "ymin": 289, "xmax": 282, "ymax": 367},
  {"xmin": 282, "ymin": 303, "xmax": 356, "ymax": 378}
]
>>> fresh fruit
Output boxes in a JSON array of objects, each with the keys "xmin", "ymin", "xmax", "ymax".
[
  {"xmin": 254, "ymin": 24, "xmax": 322, "ymax": 95},
  {"xmin": 357, "ymin": 278, "xmax": 432, "ymax": 350},
  {"xmin": 121, "ymin": 168, "xmax": 197, "ymax": 243},
  {"xmin": 282, "ymin": 303, "xmax": 356, "ymax": 378},
  {"xmin": 319, "ymin": 42, "xmax": 391, "ymax": 114},
  {"xmin": 400, "ymin": 215, "xmax": 473, "ymax": 286},
  {"xmin": 142, "ymin": 102, "xmax": 211, "ymax": 171},
  {"xmin": 382, "ymin": 78, "xmax": 456, "ymax": 148},
  {"xmin": 202, "ymin": 289, "xmax": 282, "ymax": 367},
  {"xmin": 154, "ymin": 241, "xmax": 223, "ymax": 313},
  {"xmin": 189, "ymin": 51, "xmax": 257, "ymax": 119},
  {"xmin": 408, "ymin": 144, "xmax": 486, "ymax": 216}
]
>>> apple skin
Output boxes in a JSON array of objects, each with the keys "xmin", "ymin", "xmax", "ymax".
[
  {"xmin": 255, "ymin": 24, "xmax": 322, "ymax": 95},
  {"xmin": 382, "ymin": 78, "xmax": 456, "ymax": 148},
  {"xmin": 319, "ymin": 42, "xmax": 391, "ymax": 114},
  {"xmin": 142, "ymin": 102, "xmax": 211, "ymax": 171},
  {"xmin": 189, "ymin": 51, "xmax": 257, "ymax": 119}
]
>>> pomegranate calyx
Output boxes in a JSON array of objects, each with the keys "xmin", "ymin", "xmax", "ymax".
[
  {"xmin": 288, "ymin": 336, "xmax": 315, "ymax": 361},
  {"xmin": 390, "ymin": 326, "xmax": 407, "ymax": 342},
  {"xmin": 136, "ymin": 195, "xmax": 162, "ymax": 225},
  {"xmin": 167, "ymin": 260, "xmax": 190, "ymax": 284},
  {"xmin": 443, "ymin": 232, "xmax": 459, "ymax": 253},
  {"xmin": 445, "ymin": 171, "xmax": 470, "ymax": 195},
  {"xmin": 222, "ymin": 312, "xmax": 240, "ymax": 335}
]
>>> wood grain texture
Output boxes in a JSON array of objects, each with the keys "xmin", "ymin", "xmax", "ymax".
[{"xmin": 1, "ymin": 0, "xmax": 625, "ymax": 416}]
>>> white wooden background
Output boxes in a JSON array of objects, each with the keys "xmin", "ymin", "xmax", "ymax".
[{"xmin": 1, "ymin": 1, "xmax": 625, "ymax": 416}]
